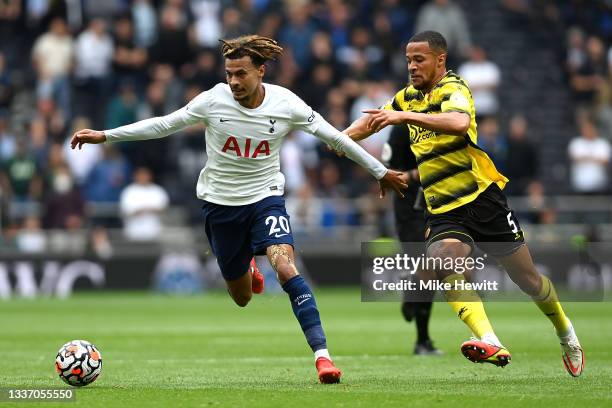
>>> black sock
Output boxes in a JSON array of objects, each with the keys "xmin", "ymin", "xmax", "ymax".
[
  {"xmin": 414, "ymin": 302, "xmax": 433, "ymax": 344},
  {"xmin": 401, "ymin": 301, "xmax": 415, "ymax": 322}
]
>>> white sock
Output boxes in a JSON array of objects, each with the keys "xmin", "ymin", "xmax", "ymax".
[
  {"xmin": 558, "ymin": 322, "xmax": 574, "ymax": 340},
  {"xmin": 314, "ymin": 348, "xmax": 331, "ymax": 361},
  {"xmin": 481, "ymin": 332, "xmax": 503, "ymax": 348}
]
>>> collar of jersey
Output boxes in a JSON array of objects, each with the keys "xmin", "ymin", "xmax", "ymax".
[
  {"xmin": 407, "ymin": 70, "xmax": 453, "ymax": 100},
  {"xmin": 233, "ymin": 83, "xmax": 270, "ymax": 111}
]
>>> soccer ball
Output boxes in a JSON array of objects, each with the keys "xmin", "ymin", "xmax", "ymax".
[{"xmin": 55, "ymin": 340, "xmax": 102, "ymax": 386}]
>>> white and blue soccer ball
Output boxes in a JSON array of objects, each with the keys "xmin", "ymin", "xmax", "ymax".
[{"xmin": 55, "ymin": 340, "xmax": 102, "ymax": 387}]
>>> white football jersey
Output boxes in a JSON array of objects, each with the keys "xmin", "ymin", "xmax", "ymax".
[
  {"xmin": 185, "ymin": 83, "xmax": 320, "ymax": 206},
  {"xmin": 105, "ymin": 82, "xmax": 387, "ymax": 206}
]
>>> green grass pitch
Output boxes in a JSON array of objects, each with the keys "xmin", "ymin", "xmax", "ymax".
[{"xmin": 1, "ymin": 289, "xmax": 611, "ymax": 407}]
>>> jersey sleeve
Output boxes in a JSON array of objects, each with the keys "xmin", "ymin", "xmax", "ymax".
[
  {"xmin": 313, "ymin": 119, "xmax": 388, "ymax": 180},
  {"xmin": 289, "ymin": 92, "xmax": 320, "ymax": 134},
  {"xmin": 439, "ymin": 83, "xmax": 472, "ymax": 116},
  {"xmin": 185, "ymin": 89, "xmax": 212, "ymax": 121},
  {"xmin": 105, "ymin": 107, "xmax": 200, "ymax": 143}
]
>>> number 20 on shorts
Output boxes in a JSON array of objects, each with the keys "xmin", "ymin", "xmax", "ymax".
[{"xmin": 266, "ymin": 216, "xmax": 290, "ymax": 237}]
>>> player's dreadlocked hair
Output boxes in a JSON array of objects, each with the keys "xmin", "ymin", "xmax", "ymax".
[{"xmin": 219, "ymin": 35, "xmax": 284, "ymax": 67}]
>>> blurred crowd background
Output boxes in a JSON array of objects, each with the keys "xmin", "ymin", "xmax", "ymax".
[{"xmin": 0, "ymin": 0, "xmax": 611, "ymax": 254}]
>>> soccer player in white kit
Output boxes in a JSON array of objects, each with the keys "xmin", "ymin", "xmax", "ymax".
[{"xmin": 71, "ymin": 35, "xmax": 408, "ymax": 384}]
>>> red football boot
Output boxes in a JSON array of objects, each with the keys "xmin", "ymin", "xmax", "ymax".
[
  {"xmin": 316, "ymin": 357, "xmax": 342, "ymax": 384},
  {"xmin": 250, "ymin": 258, "xmax": 264, "ymax": 294},
  {"xmin": 460, "ymin": 338, "xmax": 511, "ymax": 367}
]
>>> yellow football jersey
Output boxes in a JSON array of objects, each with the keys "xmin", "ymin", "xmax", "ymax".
[{"xmin": 383, "ymin": 71, "xmax": 508, "ymax": 214}]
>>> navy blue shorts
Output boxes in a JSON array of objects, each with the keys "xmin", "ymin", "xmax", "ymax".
[{"xmin": 202, "ymin": 195, "xmax": 294, "ymax": 281}]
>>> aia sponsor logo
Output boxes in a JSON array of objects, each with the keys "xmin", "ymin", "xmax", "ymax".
[{"xmin": 222, "ymin": 136, "xmax": 270, "ymax": 158}]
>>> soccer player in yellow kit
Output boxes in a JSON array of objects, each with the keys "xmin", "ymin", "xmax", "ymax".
[{"xmin": 344, "ymin": 31, "xmax": 584, "ymax": 376}]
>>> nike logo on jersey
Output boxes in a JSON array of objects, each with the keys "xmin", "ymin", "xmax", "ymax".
[
  {"xmin": 297, "ymin": 298, "xmax": 311, "ymax": 306},
  {"xmin": 274, "ymin": 233, "xmax": 289, "ymax": 238},
  {"xmin": 219, "ymin": 118, "xmax": 230, "ymax": 122}
]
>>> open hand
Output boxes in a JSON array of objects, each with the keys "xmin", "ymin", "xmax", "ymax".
[
  {"xmin": 363, "ymin": 109, "xmax": 406, "ymax": 133},
  {"xmin": 378, "ymin": 170, "xmax": 409, "ymax": 199},
  {"xmin": 70, "ymin": 129, "xmax": 106, "ymax": 150}
]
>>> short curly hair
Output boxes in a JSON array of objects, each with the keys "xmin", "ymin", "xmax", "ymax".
[
  {"xmin": 408, "ymin": 31, "xmax": 448, "ymax": 54},
  {"xmin": 219, "ymin": 35, "xmax": 284, "ymax": 67}
]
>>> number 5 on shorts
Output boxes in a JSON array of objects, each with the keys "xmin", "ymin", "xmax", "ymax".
[{"xmin": 506, "ymin": 212, "xmax": 518, "ymax": 234}]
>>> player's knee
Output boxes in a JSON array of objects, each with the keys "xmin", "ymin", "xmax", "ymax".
[
  {"xmin": 511, "ymin": 271, "xmax": 541, "ymax": 297},
  {"xmin": 427, "ymin": 240, "xmax": 471, "ymax": 278},
  {"xmin": 428, "ymin": 241, "xmax": 467, "ymax": 258},
  {"xmin": 275, "ymin": 262, "xmax": 298, "ymax": 284},
  {"xmin": 427, "ymin": 241, "xmax": 448, "ymax": 259},
  {"xmin": 231, "ymin": 292, "xmax": 252, "ymax": 307}
]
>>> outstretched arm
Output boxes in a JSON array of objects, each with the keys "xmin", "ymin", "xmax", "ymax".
[
  {"xmin": 313, "ymin": 119, "xmax": 408, "ymax": 198},
  {"xmin": 70, "ymin": 107, "xmax": 201, "ymax": 149},
  {"xmin": 362, "ymin": 109, "xmax": 470, "ymax": 136},
  {"xmin": 343, "ymin": 115, "xmax": 376, "ymax": 141}
]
